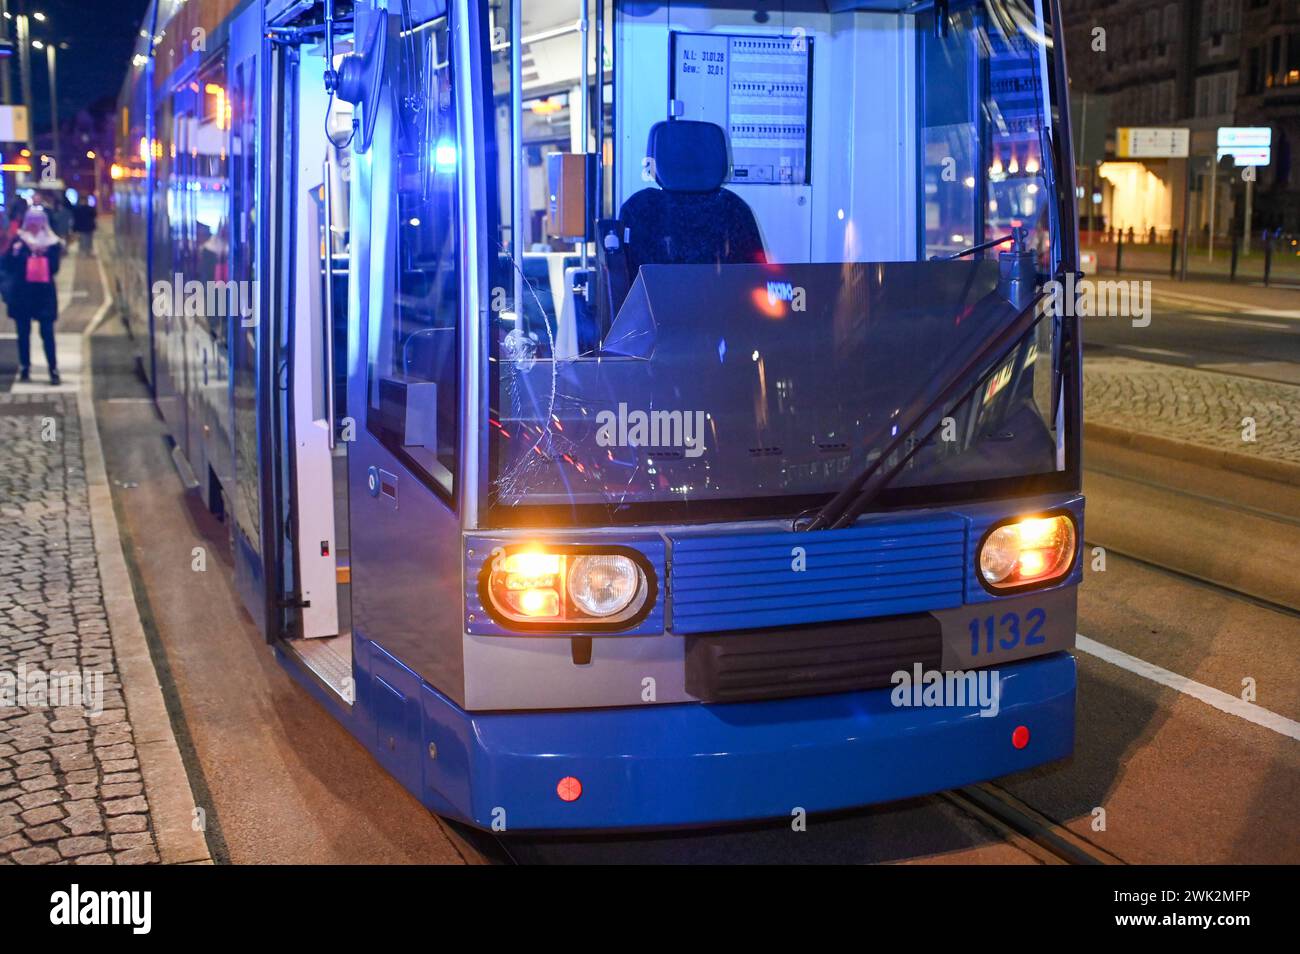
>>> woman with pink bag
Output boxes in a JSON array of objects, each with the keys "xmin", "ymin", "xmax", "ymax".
[{"xmin": 6, "ymin": 206, "xmax": 64, "ymax": 385}]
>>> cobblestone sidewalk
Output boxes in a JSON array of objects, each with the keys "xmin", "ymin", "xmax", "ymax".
[
  {"xmin": 0, "ymin": 392, "xmax": 160, "ymax": 864},
  {"xmin": 1085, "ymin": 357, "xmax": 1300, "ymax": 467}
]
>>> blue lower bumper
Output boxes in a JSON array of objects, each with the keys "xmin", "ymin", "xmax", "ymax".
[{"xmin": 420, "ymin": 652, "xmax": 1076, "ymax": 831}]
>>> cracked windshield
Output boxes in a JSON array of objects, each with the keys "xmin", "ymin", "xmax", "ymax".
[{"xmin": 476, "ymin": 0, "xmax": 1067, "ymax": 519}]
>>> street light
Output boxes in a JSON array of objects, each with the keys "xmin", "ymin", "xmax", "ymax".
[
  {"xmin": 44, "ymin": 38, "xmax": 60, "ymax": 177},
  {"xmin": 13, "ymin": 10, "xmax": 35, "ymax": 165},
  {"xmin": 14, "ymin": 10, "xmax": 60, "ymax": 187}
]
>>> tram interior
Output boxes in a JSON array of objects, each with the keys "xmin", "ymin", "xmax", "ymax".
[
  {"xmin": 504, "ymin": 0, "xmax": 1052, "ymax": 334},
  {"xmin": 509, "ymin": 0, "xmax": 920, "ymax": 350}
]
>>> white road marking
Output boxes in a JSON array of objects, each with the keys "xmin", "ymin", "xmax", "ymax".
[
  {"xmin": 1174, "ymin": 312, "xmax": 1297, "ymax": 332},
  {"xmin": 1152, "ymin": 289, "xmax": 1300, "ymax": 320},
  {"xmin": 1113, "ymin": 345, "xmax": 1187, "ymax": 358},
  {"xmin": 84, "ymin": 254, "xmax": 114, "ymax": 336},
  {"xmin": 1076, "ymin": 634, "xmax": 1300, "ymax": 742}
]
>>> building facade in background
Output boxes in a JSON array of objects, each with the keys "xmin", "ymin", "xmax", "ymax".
[{"xmin": 1064, "ymin": 0, "xmax": 1300, "ymax": 239}]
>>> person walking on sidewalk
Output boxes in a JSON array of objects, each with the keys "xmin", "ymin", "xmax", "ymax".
[
  {"xmin": 5, "ymin": 206, "xmax": 65, "ymax": 385},
  {"xmin": 0, "ymin": 197, "xmax": 29, "ymax": 320},
  {"xmin": 72, "ymin": 196, "xmax": 97, "ymax": 256}
]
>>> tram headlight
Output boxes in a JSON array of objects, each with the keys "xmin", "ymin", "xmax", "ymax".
[
  {"xmin": 568, "ymin": 555, "xmax": 641, "ymax": 618},
  {"xmin": 977, "ymin": 514, "xmax": 1077, "ymax": 591},
  {"xmin": 482, "ymin": 547, "xmax": 653, "ymax": 629}
]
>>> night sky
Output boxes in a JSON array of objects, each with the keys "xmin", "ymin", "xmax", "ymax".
[{"xmin": 6, "ymin": 0, "xmax": 153, "ymax": 130}]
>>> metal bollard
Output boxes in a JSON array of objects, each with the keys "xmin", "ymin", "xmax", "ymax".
[
  {"xmin": 1169, "ymin": 229, "xmax": 1179, "ymax": 278},
  {"xmin": 1264, "ymin": 232, "xmax": 1273, "ymax": 287},
  {"xmin": 1115, "ymin": 230, "xmax": 1123, "ymax": 273},
  {"xmin": 1230, "ymin": 232, "xmax": 1239, "ymax": 282}
]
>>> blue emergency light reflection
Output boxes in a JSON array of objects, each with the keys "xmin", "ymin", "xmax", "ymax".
[{"xmin": 433, "ymin": 140, "xmax": 457, "ymax": 173}]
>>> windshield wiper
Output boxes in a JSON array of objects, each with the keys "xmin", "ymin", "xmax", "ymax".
[
  {"xmin": 800, "ymin": 289, "xmax": 1046, "ymax": 532},
  {"xmin": 933, "ymin": 228, "xmax": 1020, "ymax": 262}
]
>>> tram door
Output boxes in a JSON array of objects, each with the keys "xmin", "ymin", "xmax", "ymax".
[
  {"xmin": 228, "ymin": 2, "xmax": 274, "ymax": 638},
  {"xmin": 267, "ymin": 38, "xmax": 357, "ymax": 648}
]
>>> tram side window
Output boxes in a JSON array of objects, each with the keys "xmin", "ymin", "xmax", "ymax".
[
  {"xmin": 920, "ymin": 5, "xmax": 1054, "ymax": 265},
  {"xmin": 368, "ymin": 13, "xmax": 459, "ymax": 496},
  {"xmin": 231, "ymin": 59, "xmax": 261, "ymax": 552},
  {"xmin": 190, "ymin": 65, "xmax": 232, "ymax": 351}
]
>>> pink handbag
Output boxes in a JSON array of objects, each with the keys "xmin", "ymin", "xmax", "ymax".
[{"xmin": 25, "ymin": 252, "xmax": 51, "ymax": 283}]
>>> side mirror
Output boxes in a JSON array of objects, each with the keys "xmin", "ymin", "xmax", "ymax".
[{"xmin": 331, "ymin": 7, "xmax": 389, "ymax": 152}]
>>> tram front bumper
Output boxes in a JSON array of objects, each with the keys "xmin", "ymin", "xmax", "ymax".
[{"xmin": 423, "ymin": 651, "xmax": 1076, "ymax": 831}]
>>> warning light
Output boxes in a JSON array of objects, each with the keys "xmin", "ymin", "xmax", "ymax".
[
  {"xmin": 978, "ymin": 513, "xmax": 1077, "ymax": 591},
  {"xmin": 1012, "ymin": 725, "xmax": 1030, "ymax": 750},
  {"xmin": 556, "ymin": 776, "xmax": 582, "ymax": 802}
]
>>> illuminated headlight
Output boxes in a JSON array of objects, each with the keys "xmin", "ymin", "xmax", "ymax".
[
  {"xmin": 482, "ymin": 547, "xmax": 653, "ymax": 630},
  {"xmin": 978, "ymin": 514, "xmax": 1077, "ymax": 591},
  {"xmin": 568, "ymin": 555, "xmax": 641, "ymax": 618}
]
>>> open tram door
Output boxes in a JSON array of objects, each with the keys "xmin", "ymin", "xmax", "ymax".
[
  {"xmin": 226, "ymin": 2, "xmax": 278, "ymax": 641},
  {"xmin": 258, "ymin": 0, "xmax": 364, "ymax": 698}
]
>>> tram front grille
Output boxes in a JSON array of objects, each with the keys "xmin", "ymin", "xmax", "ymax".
[{"xmin": 684, "ymin": 613, "xmax": 942, "ymax": 703}]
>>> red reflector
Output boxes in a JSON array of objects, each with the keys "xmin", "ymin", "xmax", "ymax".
[
  {"xmin": 556, "ymin": 776, "xmax": 582, "ymax": 802},
  {"xmin": 1012, "ymin": 725, "xmax": 1030, "ymax": 750}
]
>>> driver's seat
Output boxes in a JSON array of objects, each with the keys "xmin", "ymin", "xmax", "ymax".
[{"xmin": 617, "ymin": 120, "xmax": 766, "ymax": 271}]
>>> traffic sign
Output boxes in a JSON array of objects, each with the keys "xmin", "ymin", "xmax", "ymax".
[{"xmin": 1217, "ymin": 126, "xmax": 1271, "ymax": 167}]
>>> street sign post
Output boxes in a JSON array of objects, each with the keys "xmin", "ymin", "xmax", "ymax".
[
  {"xmin": 1217, "ymin": 127, "xmax": 1272, "ymax": 254},
  {"xmin": 1116, "ymin": 130, "xmax": 1192, "ymax": 272}
]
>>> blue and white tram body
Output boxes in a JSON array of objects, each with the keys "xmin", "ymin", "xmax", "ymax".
[{"xmin": 113, "ymin": 0, "xmax": 1083, "ymax": 830}]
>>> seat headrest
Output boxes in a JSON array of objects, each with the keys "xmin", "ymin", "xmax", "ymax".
[{"xmin": 647, "ymin": 120, "xmax": 728, "ymax": 193}]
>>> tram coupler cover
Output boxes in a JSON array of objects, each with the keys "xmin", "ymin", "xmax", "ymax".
[{"xmin": 998, "ymin": 225, "xmax": 1035, "ymax": 310}]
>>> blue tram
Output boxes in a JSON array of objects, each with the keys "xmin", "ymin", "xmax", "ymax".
[{"xmin": 111, "ymin": 0, "xmax": 1082, "ymax": 830}]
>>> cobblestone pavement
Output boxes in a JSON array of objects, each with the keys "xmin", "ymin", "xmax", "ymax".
[
  {"xmin": 1085, "ymin": 356, "xmax": 1300, "ymax": 466},
  {"xmin": 0, "ymin": 391, "xmax": 160, "ymax": 865}
]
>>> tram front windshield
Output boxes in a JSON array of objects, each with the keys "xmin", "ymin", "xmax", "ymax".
[{"xmin": 482, "ymin": 0, "xmax": 1069, "ymax": 520}]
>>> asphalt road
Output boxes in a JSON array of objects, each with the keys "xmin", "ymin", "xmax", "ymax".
[{"xmin": 1082, "ymin": 280, "xmax": 1300, "ymax": 385}]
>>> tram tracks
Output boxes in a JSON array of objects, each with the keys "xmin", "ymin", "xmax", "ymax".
[
  {"xmin": 1082, "ymin": 440, "xmax": 1300, "ymax": 615},
  {"xmin": 443, "ymin": 784, "xmax": 1124, "ymax": 865},
  {"xmin": 942, "ymin": 784, "xmax": 1122, "ymax": 865}
]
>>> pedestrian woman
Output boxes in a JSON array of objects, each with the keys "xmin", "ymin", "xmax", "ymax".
[
  {"xmin": 0, "ymin": 198, "xmax": 29, "ymax": 315},
  {"xmin": 6, "ymin": 206, "xmax": 64, "ymax": 385}
]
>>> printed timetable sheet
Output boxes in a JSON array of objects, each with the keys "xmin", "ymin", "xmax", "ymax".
[{"xmin": 671, "ymin": 32, "xmax": 811, "ymax": 185}]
